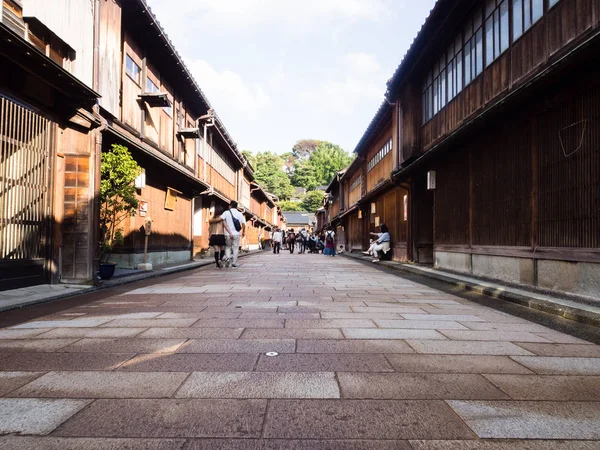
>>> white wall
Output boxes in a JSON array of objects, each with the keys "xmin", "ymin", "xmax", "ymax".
[{"xmin": 22, "ymin": 0, "xmax": 95, "ymax": 88}]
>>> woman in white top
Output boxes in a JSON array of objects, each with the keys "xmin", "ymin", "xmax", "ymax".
[{"xmin": 363, "ymin": 223, "xmax": 391, "ymax": 260}]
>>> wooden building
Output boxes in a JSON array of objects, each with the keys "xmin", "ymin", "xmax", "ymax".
[
  {"xmin": 327, "ymin": 0, "xmax": 600, "ymax": 298},
  {"xmin": 1, "ymin": 0, "xmax": 272, "ymax": 289},
  {"xmin": 0, "ymin": 0, "xmax": 99, "ymax": 289}
]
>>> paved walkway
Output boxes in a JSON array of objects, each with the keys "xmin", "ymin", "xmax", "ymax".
[{"xmin": 0, "ymin": 252, "xmax": 599, "ymax": 448}]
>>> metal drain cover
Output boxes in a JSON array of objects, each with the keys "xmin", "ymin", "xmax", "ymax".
[{"xmin": 265, "ymin": 352, "xmax": 279, "ymax": 357}]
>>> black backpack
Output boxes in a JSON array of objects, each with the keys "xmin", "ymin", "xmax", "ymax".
[
  {"xmin": 325, "ymin": 232, "xmax": 334, "ymax": 244},
  {"xmin": 227, "ymin": 210, "xmax": 242, "ymax": 232}
]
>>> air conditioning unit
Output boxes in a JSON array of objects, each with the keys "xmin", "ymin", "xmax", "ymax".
[{"xmin": 427, "ymin": 171, "xmax": 436, "ymax": 190}]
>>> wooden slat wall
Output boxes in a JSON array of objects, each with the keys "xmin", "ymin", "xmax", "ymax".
[
  {"xmin": 348, "ymin": 172, "xmax": 362, "ymax": 206},
  {"xmin": 434, "ymin": 152, "xmax": 470, "ymax": 245},
  {"xmin": 122, "ymin": 182, "xmax": 191, "ymax": 252},
  {"xmin": 471, "ymin": 121, "xmax": 532, "ymax": 246},
  {"xmin": 97, "ymin": 0, "xmax": 122, "ymax": 116},
  {"xmin": 206, "ymin": 166, "xmax": 236, "ymax": 200},
  {"xmin": 537, "ymin": 82, "xmax": 600, "ymax": 248},
  {"xmin": 346, "ymin": 212, "xmax": 363, "ymax": 250},
  {"xmin": 547, "ymin": 0, "xmax": 593, "ymax": 56},
  {"xmin": 366, "ymin": 142, "xmax": 393, "ymax": 193}
]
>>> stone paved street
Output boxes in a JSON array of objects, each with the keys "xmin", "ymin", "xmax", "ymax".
[{"xmin": 1, "ymin": 252, "xmax": 600, "ymax": 449}]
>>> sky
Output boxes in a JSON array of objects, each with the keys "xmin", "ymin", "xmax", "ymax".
[{"xmin": 145, "ymin": 0, "xmax": 437, "ymax": 155}]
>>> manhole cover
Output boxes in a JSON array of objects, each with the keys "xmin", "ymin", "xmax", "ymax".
[{"xmin": 265, "ymin": 352, "xmax": 279, "ymax": 357}]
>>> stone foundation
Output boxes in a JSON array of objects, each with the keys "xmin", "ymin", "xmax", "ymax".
[
  {"xmin": 111, "ymin": 250, "xmax": 191, "ymax": 269},
  {"xmin": 435, "ymin": 251, "xmax": 600, "ymax": 299}
]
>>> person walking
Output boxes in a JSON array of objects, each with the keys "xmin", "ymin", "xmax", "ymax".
[
  {"xmin": 223, "ymin": 201, "xmax": 246, "ymax": 268},
  {"xmin": 323, "ymin": 226, "xmax": 336, "ymax": 257},
  {"xmin": 272, "ymin": 228, "xmax": 282, "ymax": 254},
  {"xmin": 208, "ymin": 204, "xmax": 233, "ymax": 268},
  {"xmin": 287, "ymin": 229, "xmax": 296, "ymax": 254}
]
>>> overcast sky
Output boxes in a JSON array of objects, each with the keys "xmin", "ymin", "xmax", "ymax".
[{"xmin": 145, "ymin": 0, "xmax": 437, "ymax": 154}]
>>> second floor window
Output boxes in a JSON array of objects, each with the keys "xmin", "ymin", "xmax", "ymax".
[
  {"xmin": 485, "ymin": 0, "xmax": 509, "ymax": 67},
  {"xmin": 146, "ymin": 78, "xmax": 159, "ymax": 94},
  {"xmin": 125, "ymin": 55, "xmax": 140, "ymax": 84},
  {"xmin": 464, "ymin": 11, "xmax": 484, "ymax": 85},
  {"xmin": 512, "ymin": 0, "xmax": 544, "ymax": 40}
]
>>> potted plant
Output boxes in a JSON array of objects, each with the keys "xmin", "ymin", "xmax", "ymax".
[{"xmin": 99, "ymin": 144, "xmax": 142, "ymax": 279}]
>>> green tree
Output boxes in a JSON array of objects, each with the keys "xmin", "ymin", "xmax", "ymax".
[
  {"xmin": 241, "ymin": 150, "xmax": 256, "ymax": 169},
  {"xmin": 253, "ymin": 151, "xmax": 294, "ymax": 200},
  {"xmin": 278, "ymin": 201, "xmax": 303, "ymax": 211},
  {"xmin": 291, "ymin": 141, "xmax": 353, "ymax": 190},
  {"xmin": 99, "ymin": 144, "xmax": 142, "ymax": 261},
  {"xmin": 310, "ymin": 141, "xmax": 354, "ymax": 187},
  {"xmin": 300, "ymin": 190, "xmax": 325, "ymax": 213},
  {"xmin": 292, "ymin": 139, "xmax": 321, "ymax": 159}
]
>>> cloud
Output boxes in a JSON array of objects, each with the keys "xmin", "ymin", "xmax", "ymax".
[
  {"xmin": 297, "ymin": 52, "xmax": 387, "ymax": 116},
  {"xmin": 148, "ymin": 0, "xmax": 387, "ymax": 35},
  {"xmin": 187, "ymin": 59, "xmax": 271, "ymax": 117}
]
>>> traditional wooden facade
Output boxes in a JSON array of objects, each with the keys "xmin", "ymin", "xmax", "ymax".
[
  {"xmin": 96, "ymin": 0, "xmax": 253, "ymax": 268},
  {"xmin": 328, "ymin": 0, "xmax": 600, "ymax": 298},
  {"xmin": 0, "ymin": 0, "xmax": 99, "ymax": 289}
]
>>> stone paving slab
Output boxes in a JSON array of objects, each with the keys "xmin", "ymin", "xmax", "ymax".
[
  {"xmin": 0, "ymin": 436, "xmax": 187, "ymax": 450},
  {"xmin": 54, "ymin": 399, "xmax": 267, "ymax": 438},
  {"xmin": 175, "ymin": 372, "xmax": 340, "ymax": 399},
  {"xmin": 483, "ymin": 374, "xmax": 600, "ymax": 401},
  {"xmin": 0, "ymin": 339, "xmax": 80, "ymax": 353},
  {"xmin": 192, "ymin": 319, "xmax": 285, "ymax": 328},
  {"xmin": 262, "ymin": 399, "xmax": 476, "ymax": 439},
  {"xmin": 35, "ymin": 328, "xmax": 147, "ymax": 339},
  {"xmin": 532, "ymin": 332, "xmax": 593, "ymax": 344},
  {"xmin": 513, "ymin": 343, "xmax": 600, "ymax": 357},
  {"xmin": 439, "ymin": 330, "xmax": 553, "ymax": 342},
  {"xmin": 458, "ymin": 322, "xmax": 555, "ymax": 332},
  {"xmin": 13, "ymin": 371, "xmax": 189, "ymax": 398},
  {"xmin": 62, "ymin": 338, "xmax": 187, "ymax": 353},
  {"xmin": 255, "ymin": 440, "xmax": 413, "ymax": 450},
  {"xmin": 0, "ymin": 328, "xmax": 53, "ymax": 339},
  {"xmin": 285, "ymin": 319, "xmax": 376, "ymax": 329},
  {"xmin": 373, "ymin": 319, "xmax": 469, "ymax": 330},
  {"xmin": 386, "ymin": 354, "xmax": 534, "ymax": 374},
  {"xmin": 296, "ymin": 339, "xmax": 414, "ymax": 354},
  {"xmin": 510, "ymin": 356, "xmax": 600, "ymax": 375},
  {"xmin": 240, "ymin": 328, "xmax": 344, "ymax": 340},
  {"xmin": 409, "ymin": 440, "xmax": 600, "ymax": 449},
  {"xmin": 100, "ymin": 319, "xmax": 198, "ymax": 328},
  {"xmin": 9, "ymin": 318, "xmax": 113, "ymax": 329},
  {"xmin": 338, "ymin": 373, "xmax": 509, "ymax": 400},
  {"xmin": 136, "ymin": 327, "xmax": 244, "ymax": 339},
  {"xmin": 256, "ymin": 354, "xmax": 394, "ymax": 372},
  {"xmin": 117, "ymin": 353, "xmax": 258, "ymax": 372},
  {"xmin": 0, "ymin": 352, "xmax": 134, "ymax": 371},
  {"xmin": 400, "ymin": 314, "xmax": 486, "ymax": 322},
  {"xmin": 343, "ymin": 329, "xmax": 447, "ymax": 340},
  {"xmin": 407, "ymin": 340, "xmax": 535, "ymax": 355},
  {"xmin": 177, "ymin": 339, "xmax": 296, "ymax": 354},
  {"xmin": 447, "ymin": 400, "xmax": 600, "ymax": 439},
  {"xmin": 0, "ymin": 371, "xmax": 44, "ymax": 395},
  {"xmin": 0, "ymin": 398, "xmax": 91, "ymax": 435}
]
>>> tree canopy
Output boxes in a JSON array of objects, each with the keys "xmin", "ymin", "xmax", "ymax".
[
  {"xmin": 300, "ymin": 190, "xmax": 326, "ymax": 213},
  {"xmin": 292, "ymin": 141, "xmax": 353, "ymax": 190},
  {"xmin": 248, "ymin": 151, "xmax": 294, "ymax": 200},
  {"xmin": 278, "ymin": 201, "xmax": 303, "ymax": 211}
]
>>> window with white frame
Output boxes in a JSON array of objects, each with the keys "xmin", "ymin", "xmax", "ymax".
[
  {"xmin": 367, "ymin": 138, "xmax": 392, "ymax": 172},
  {"xmin": 485, "ymin": 0, "xmax": 510, "ymax": 67},
  {"xmin": 464, "ymin": 10, "xmax": 484, "ymax": 85},
  {"xmin": 512, "ymin": 0, "xmax": 544, "ymax": 40},
  {"xmin": 146, "ymin": 78, "xmax": 159, "ymax": 94},
  {"xmin": 125, "ymin": 55, "xmax": 140, "ymax": 84}
]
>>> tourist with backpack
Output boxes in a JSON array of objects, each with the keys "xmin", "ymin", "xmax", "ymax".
[
  {"xmin": 323, "ymin": 226, "xmax": 336, "ymax": 257},
  {"xmin": 223, "ymin": 201, "xmax": 246, "ymax": 268},
  {"xmin": 287, "ymin": 229, "xmax": 297, "ymax": 254},
  {"xmin": 208, "ymin": 204, "xmax": 233, "ymax": 268}
]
